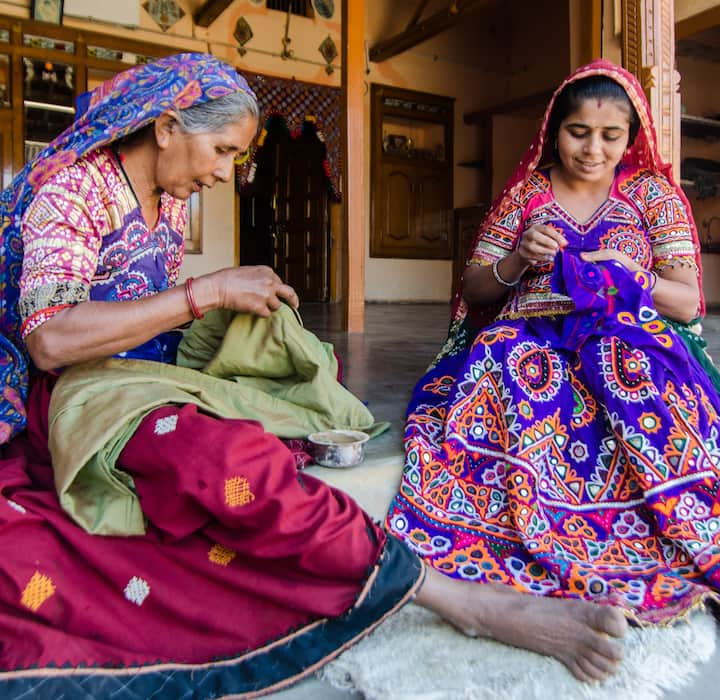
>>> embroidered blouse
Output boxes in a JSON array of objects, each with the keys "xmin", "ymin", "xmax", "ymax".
[
  {"xmin": 18, "ymin": 147, "xmax": 187, "ymax": 338},
  {"xmin": 469, "ymin": 166, "xmax": 697, "ymax": 319}
]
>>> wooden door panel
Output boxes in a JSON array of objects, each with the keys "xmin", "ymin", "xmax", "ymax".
[
  {"xmin": 383, "ymin": 166, "xmax": 413, "ymax": 243},
  {"xmin": 245, "ymin": 121, "xmax": 329, "ymax": 303},
  {"xmin": 280, "ymin": 137, "xmax": 328, "ymax": 301},
  {"xmin": 415, "ymin": 170, "xmax": 451, "ymax": 256}
]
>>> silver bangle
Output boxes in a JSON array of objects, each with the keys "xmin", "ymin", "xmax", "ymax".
[{"xmin": 492, "ymin": 258, "xmax": 519, "ymax": 287}]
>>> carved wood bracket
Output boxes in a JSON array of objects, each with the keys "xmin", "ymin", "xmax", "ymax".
[{"xmin": 622, "ymin": 0, "xmax": 680, "ymax": 174}]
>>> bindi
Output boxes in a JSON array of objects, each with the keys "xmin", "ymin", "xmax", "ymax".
[{"xmin": 597, "ymin": 99, "xmax": 603, "ymax": 108}]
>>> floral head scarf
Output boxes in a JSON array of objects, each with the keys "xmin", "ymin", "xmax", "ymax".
[{"xmin": 0, "ymin": 53, "xmax": 256, "ymax": 443}]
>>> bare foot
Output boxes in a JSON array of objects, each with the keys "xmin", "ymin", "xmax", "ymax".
[{"xmin": 415, "ymin": 566, "xmax": 628, "ymax": 683}]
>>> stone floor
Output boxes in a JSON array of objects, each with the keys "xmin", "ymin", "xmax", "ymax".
[{"xmin": 268, "ymin": 302, "xmax": 720, "ymax": 700}]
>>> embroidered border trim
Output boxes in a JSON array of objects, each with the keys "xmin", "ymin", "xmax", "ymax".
[{"xmin": 0, "ymin": 536, "xmax": 422, "ymax": 699}]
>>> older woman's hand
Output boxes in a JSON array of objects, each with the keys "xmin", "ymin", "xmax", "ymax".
[
  {"xmin": 517, "ymin": 224, "xmax": 567, "ymax": 265},
  {"xmin": 25, "ymin": 265, "xmax": 301, "ymax": 371},
  {"xmin": 210, "ymin": 266, "xmax": 300, "ymax": 317}
]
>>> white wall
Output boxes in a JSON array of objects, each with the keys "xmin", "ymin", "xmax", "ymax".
[
  {"xmin": 178, "ymin": 180, "xmax": 236, "ymax": 282},
  {"xmin": 363, "ymin": 3, "xmax": 502, "ymax": 302}
]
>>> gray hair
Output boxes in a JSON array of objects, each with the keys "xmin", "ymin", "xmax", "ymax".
[{"xmin": 175, "ymin": 90, "xmax": 260, "ymax": 134}]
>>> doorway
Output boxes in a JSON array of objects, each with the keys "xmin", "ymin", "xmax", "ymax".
[{"xmin": 239, "ymin": 116, "xmax": 331, "ymax": 302}]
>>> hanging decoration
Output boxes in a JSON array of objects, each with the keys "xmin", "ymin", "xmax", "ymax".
[
  {"xmin": 233, "ymin": 17, "xmax": 254, "ymax": 57},
  {"xmin": 318, "ymin": 35, "xmax": 337, "ymax": 75},
  {"xmin": 142, "ymin": 0, "xmax": 185, "ymax": 32},
  {"xmin": 236, "ymin": 74, "xmax": 342, "ymax": 200},
  {"xmin": 280, "ymin": 5, "xmax": 293, "ymax": 60}
]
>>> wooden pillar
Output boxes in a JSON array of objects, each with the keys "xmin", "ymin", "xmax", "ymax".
[
  {"xmin": 622, "ymin": 0, "xmax": 680, "ymax": 176},
  {"xmin": 569, "ymin": 0, "xmax": 602, "ymax": 69},
  {"xmin": 341, "ymin": 0, "xmax": 366, "ymax": 332}
]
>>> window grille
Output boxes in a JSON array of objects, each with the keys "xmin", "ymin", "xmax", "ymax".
[{"xmin": 266, "ymin": 0, "xmax": 314, "ymax": 18}]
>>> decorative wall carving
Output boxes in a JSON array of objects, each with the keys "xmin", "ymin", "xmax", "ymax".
[{"xmin": 622, "ymin": 0, "xmax": 680, "ymax": 175}]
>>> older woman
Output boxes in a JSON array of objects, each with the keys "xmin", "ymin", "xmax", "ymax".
[{"xmin": 0, "ymin": 54, "xmax": 626, "ymax": 697}]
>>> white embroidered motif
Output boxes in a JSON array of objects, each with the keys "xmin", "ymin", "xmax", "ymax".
[
  {"xmin": 6, "ymin": 499, "xmax": 26, "ymax": 514},
  {"xmin": 124, "ymin": 576, "xmax": 150, "ymax": 606},
  {"xmin": 154, "ymin": 414, "xmax": 179, "ymax": 435}
]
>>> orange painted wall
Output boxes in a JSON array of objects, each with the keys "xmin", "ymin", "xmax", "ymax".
[{"xmin": 1, "ymin": 0, "xmax": 595, "ymax": 302}]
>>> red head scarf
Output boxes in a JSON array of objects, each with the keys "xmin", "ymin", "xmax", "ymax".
[{"xmin": 453, "ymin": 58, "xmax": 703, "ymax": 329}]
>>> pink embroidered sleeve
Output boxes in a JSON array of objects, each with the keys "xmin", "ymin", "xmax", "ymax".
[
  {"xmin": 468, "ymin": 197, "xmax": 523, "ymax": 267},
  {"xmin": 629, "ymin": 173, "xmax": 697, "ymax": 271},
  {"xmin": 19, "ymin": 165, "xmax": 108, "ymax": 337},
  {"xmin": 467, "ymin": 173, "xmax": 551, "ymax": 267}
]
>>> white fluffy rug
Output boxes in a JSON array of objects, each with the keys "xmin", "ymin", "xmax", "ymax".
[
  {"xmin": 320, "ymin": 604, "xmax": 717, "ymax": 700},
  {"xmin": 308, "ymin": 457, "xmax": 718, "ymax": 700}
]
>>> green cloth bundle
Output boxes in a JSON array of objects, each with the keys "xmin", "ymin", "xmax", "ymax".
[{"xmin": 49, "ymin": 305, "xmax": 384, "ymax": 536}]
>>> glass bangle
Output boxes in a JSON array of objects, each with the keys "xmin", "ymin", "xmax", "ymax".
[{"xmin": 492, "ymin": 258, "xmax": 519, "ymax": 287}]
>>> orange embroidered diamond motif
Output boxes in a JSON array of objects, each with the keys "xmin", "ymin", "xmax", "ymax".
[
  {"xmin": 208, "ymin": 544, "xmax": 237, "ymax": 566},
  {"xmin": 224, "ymin": 476, "xmax": 255, "ymax": 507},
  {"xmin": 21, "ymin": 571, "xmax": 56, "ymax": 611}
]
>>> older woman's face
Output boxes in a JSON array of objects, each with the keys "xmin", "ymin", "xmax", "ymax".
[
  {"xmin": 156, "ymin": 116, "xmax": 258, "ymax": 200},
  {"xmin": 556, "ymin": 98, "xmax": 630, "ymax": 186}
]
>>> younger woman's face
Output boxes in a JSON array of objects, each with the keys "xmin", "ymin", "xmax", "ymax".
[{"xmin": 556, "ymin": 97, "xmax": 631, "ymax": 185}]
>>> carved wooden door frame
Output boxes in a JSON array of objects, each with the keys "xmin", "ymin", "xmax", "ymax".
[{"xmin": 621, "ymin": 0, "xmax": 680, "ymax": 176}]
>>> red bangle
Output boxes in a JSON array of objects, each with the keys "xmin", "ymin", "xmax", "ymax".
[{"xmin": 185, "ymin": 277, "xmax": 204, "ymax": 320}]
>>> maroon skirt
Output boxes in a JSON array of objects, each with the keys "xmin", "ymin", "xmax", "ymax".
[{"xmin": 0, "ymin": 376, "xmax": 422, "ymax": 698}]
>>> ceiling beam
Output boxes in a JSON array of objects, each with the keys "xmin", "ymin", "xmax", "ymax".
[
  {"xmin": 464, "ymin": 89, "xmax": 553, "ymax": 124},
  {"xmin": 369, "ymin": 0, "xmax": 492, "ymax": 62},
  {"xmin": 405, "ymin": 0, "xmax": 431, "ymax": 31},
  {"xmin": 676, "ymin": 6, "xmax": 720, "ymax": 40},
  {"xmin": 194, "ymin": 0, "xmax": 234, "ymax": 28}
]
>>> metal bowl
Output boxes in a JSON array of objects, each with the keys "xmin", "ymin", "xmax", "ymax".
[{"xmin": 307, "ymin": 429, "xmax": 370, "ymax": 468}]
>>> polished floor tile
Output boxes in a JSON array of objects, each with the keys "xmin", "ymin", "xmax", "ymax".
[{"xmin": 289, "ymin": 302, "xmax": 720, "ymax": 700}]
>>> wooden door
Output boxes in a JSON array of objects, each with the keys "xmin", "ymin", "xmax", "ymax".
[
  {"xmin": 239, "ymin": 118, "xmax": 330, "ymax": 302},
  {"xmin": 370, "ymin": 84, "xmax": 453, "ymax": 259},
  {"xmin": 414, "ymin": 168, "xmax": 451, "ymax": 256},
  {"xmin": 380, "ymin": 164, "xmax": 413, "ymax": 247},
  {"xmin": 273, "ymin": 126, "xmax": 330, "ymax": 302}
]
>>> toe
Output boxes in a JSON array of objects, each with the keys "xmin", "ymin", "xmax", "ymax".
[
  {"xmin": 576, "ymin": 655, "xmax": 611, "ymax": 683},
  {"xmin": 591, "ymin": 604, "xmax": 629, "ymax": 638},
  {"xmin": 567, "ymin": 659, "xmax": 596, "ymax": 684},
  {"xmin": 588, "ymin": 632, "xmax": 625, "ymax": 663},
  {"xmin": 584, "ymin": 647, "xmax": 623, "ymax": 675}
]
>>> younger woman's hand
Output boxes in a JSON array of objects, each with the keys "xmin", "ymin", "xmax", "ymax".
[
  {"xmin": 580, "ymin": 249, "xmax": 642, "ymax": 273},
  {"xmin": 517, "ymin": 224, "xmax": 567, "ymax": 265}
]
